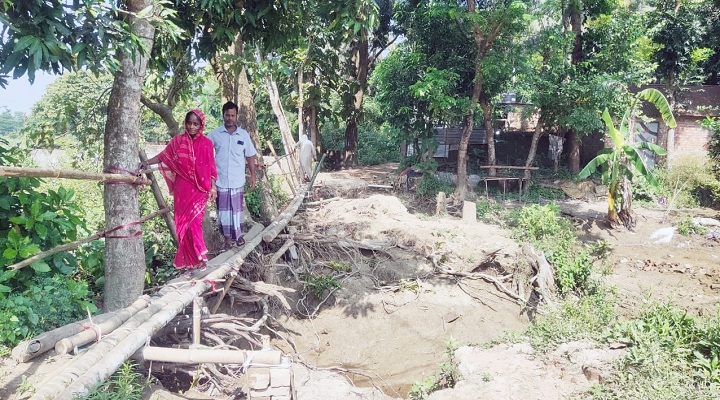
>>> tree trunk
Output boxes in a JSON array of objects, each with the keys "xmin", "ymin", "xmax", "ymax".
[
  {"xmin": 567, "ymin": 5, "xmax": 583, "ymax": 172},
  {"xmin": 480, "ymin": 96, "xmax": 496, "ymax": 176},
  {"xmin": 103, "ymin": 0, "xmax": 155, "ymax": 312},
  {"xmin": 458, "ymin": 0, "xmax": 503, "ymax": 199},
  {"xmin": 344, "ymin": 119, "xmax": 359, "ymax": 167},
  {"xmin": 456, "ymin": 114, "xmax": 474, "ymax": 200},
  {"xmin": 567, "ymin": 129, "xmax": 581, "ymax": 174},
  {"xmin": 655, "ymin": 88, "xmax": 676, "ymax": 166},
  {"xmin": 298, "ymin": 67, "xmax": 304, "ymax": 141},
  {"xmin": 524, "ymin": 117, "xmax": 544, "ymax": 180},
  {"xmin": 570, "ymin": 5, "xmax": 583, "ymax": 65},
  {"xmin": 308, "ymin": 103, "xmax": 319, "ymax": 149},
  {"xmin": 343, "ymin": 37, "xmax": 369, "ymax": 168}
]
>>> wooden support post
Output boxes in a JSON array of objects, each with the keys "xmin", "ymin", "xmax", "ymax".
[{"xmin": 139, "ymin": 150, "xmax": 178, "ymax": 245}]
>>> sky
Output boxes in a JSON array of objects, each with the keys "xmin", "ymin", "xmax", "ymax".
[{"xmin": 0, "ymin": 71, "xmax": 58, "ymax": 114}]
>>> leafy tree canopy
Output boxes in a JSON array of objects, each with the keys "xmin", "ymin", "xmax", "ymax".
[{"xmin": 0, "ymin": 0, "xmax": 181, "ymax": 88}]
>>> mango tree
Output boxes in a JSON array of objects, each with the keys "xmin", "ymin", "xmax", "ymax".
[{"xmin": 579, "ymin": 88, "xmax": 676, "ymax": 229}]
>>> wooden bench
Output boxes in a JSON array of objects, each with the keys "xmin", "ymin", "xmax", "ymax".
[{"xmin": 478, "ymin": 165, "xmax": 539, "ymax": 200}]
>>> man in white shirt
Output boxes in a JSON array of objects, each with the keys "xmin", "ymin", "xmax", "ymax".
[{"xmin": 208, "ymin": 101, "xmax": 257, "ymax": 248}]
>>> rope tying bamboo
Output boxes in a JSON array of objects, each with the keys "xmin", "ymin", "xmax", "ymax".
[
  {"xmin": 100, "ymin": 220, "xmax": 144, "ymax": 239},
  {"xmin": 82, "ymin": 323, "xmax": 103, "ymax": 342},
  {"xmin": 103, "ymin": 166, "xmax": 145, "ymax": 186}
]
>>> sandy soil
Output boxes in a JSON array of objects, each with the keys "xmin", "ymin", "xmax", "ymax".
[
  {"xmin": 1, "ymin": 163, "xmax": 718, "ymax": 400},
  {"xmin": 272, "ymin": 165, "xmax": 720, "ymax": 398}
]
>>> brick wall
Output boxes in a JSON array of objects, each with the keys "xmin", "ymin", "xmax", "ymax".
[{"xmin": 672, "ymin": 117, "xmax": 712, "ymax": 163}]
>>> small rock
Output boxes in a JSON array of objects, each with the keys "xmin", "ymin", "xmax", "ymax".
[{"xmin": 582, "ymin": 365, "xmax": 603, "ymax": 383}]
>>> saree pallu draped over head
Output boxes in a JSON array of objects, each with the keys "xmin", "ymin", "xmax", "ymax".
[{"xmin": 157, "ymin": 109, "xmax": 218, "ymax": 268}]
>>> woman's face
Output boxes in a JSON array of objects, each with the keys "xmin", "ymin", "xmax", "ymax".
[{"xmin": 186, "ymin": 113, "xmax": 202, "ymax": 136}]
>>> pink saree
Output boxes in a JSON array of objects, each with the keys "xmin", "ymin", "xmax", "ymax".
[{"xmin": 157, "ymin": 110, "xmax": 217, "ymax": 269}]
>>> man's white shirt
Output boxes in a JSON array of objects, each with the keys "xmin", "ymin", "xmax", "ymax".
[{"xmin": 208, "ymin": 126, "xmax": 257, "ymax": 189}]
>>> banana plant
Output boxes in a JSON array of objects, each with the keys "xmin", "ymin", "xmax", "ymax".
[{"xmin": 579, "ymin": 88, "xmax": 677, "ymax": 229}]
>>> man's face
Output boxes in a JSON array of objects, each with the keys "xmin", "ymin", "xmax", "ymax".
[{"xmin": 223, "ymin": 108, "xmax": 238, "ymax": 129}]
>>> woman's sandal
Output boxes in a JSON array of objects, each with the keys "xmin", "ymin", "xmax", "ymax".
[
  {"xmin": 183, "ymin": 269, "xmax": 193, "ymax": 278},
  {"xmin": 236, "ymin": 237, "xmax": 245, "ymax": 247},
  {"xmin": 197, "ymin": 263, "xmax": 208, "ymax": 272}
]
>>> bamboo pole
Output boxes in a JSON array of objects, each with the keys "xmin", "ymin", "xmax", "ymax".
[
  {"xmin": 12, "ymin": 312, "xmax": 118, "ymax": 363},
  {"xmin": 140, "ymin": 346, "xmax": 282, "ymax": 365},
  {"xmin": 261, "ymin": 193, "xmax": 305, "ymax": 244},
  {"xmin": 0, "ymin": 165, "xmax": 150, "ymax": 185},
  {"xmin": 9, "ymin": 209, "xmax": 170, "ymax": 270},
  {"xmin": 266, "ymin": 140, "xmax": 298, "ymax": 194},
  {"xmin": 139, "ymin": 150, "xmax": 178, "ymax": 245},
  {"xmin": 30, "ymin": 194, "xmax": 302, "ymax": 399},
  {"xmin": 54, "ymin": 297, "xmax": 150, "ymax": 355},
  {"xmin": 192, "ymin": 298, "xmax": 201, "ymax": 346},
  {"xmin": 262, "ymin": 154, "xmax": 324, "ymax": 244}
]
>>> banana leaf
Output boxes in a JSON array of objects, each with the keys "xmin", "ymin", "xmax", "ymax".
[
  {"xmin": 636, "ymin": 88, "xmax": 677, "ymax": 128},
  {"xmin": 579, "ymin": 153, "xmax": 612, "ymax": 179}
]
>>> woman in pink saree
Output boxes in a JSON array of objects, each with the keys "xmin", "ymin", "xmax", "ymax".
[{"xmin": 141, "ymin": 110, "xmax": 217, "ymax": 276}]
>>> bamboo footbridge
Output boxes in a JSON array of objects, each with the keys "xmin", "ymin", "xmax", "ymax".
[{"xmin": 3, "ymin": 155, "xmax": 324, "ymax": 399}]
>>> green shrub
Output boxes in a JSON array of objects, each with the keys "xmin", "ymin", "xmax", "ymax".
[
  {"xmin": 527, "ymin": 290, "xmax": 617, "ymax": 350},
  {"xmin": 512, "ymin": 203, "xmax": 575, "ymax": 245},
  {"xmin": 0, "ymin": 275, "xmax": 96, "ymax": 345},
  {"xmin": 358, "ymin": 125, "xmax": 401, "ymax": 166},
  {"xmin": 523, "ymin": 182, "xmax": 565, "ymax": 203},
  {"xmin": 547, "ymin": 247, "xmax": 596, "ymax": 295},
  {"xmin": 701, "ymin": 117, "xmax": 720, "ymax": 180},
  {"xmin": 416, "ymin": 174, "xmax": 454, "ymax": 198},
  {"xmin": 302, "ymin": 272, "xmax": 341, "ymax": 299},
  {"xmin": 0, "ymin": 140, "xmax": 92, "ymax": 287},
  {"xmin": 656, "ymin": 158, "xmax": 720, "ymax": 209},
  {"xmin": 677, "ymin": 215, "xmax": 708, "ymax": 236},
  {"xmin": 244, "ymin": 183, "xmax": 262, "ymax": 218},
  {"xmin": 511, "ymin": 203, "xmax": 596, "ymax": 295}
]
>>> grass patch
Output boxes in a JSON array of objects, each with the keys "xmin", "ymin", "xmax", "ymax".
[
  {"xmin": 85, "ymin": 361, "xmax": 147, "ymax": 400},
  {"xmin": 594, "ymin": 303, "xmax": 720, "ymax": 399}
]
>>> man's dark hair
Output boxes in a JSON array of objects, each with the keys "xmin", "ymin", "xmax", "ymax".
[{"xmin": 222, "ymin": 101, "xmax": 239, "ymax": 114}]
